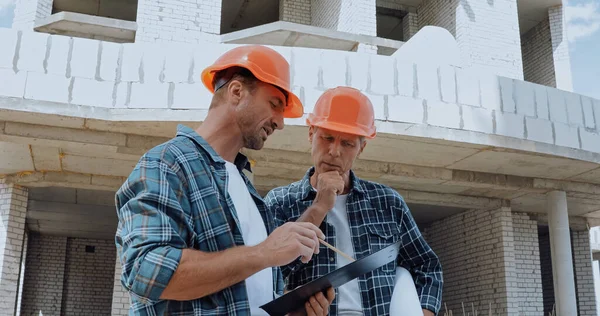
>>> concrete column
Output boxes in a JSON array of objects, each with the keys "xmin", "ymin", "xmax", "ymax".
[
  {"xmin": 0, "ymin": 182, "xmax": 28, "ymax": 313},
  {"xmin": 547, "ymin": 190, "xmax": 577, "ymax": 315},
  {"xmin": 111, "ymin": 255, "xmax": 129, "ymax": 316},
  {"xmin": 135, "ymin": 0, "xmax": 222, "ymax": 44},
  {"xmin": 548, "ymin": 5, "xmax": 573, "ymax": 91},
  {"xmin": 12, "ymin": 0, "xmax": 53, "ymax": 31}
]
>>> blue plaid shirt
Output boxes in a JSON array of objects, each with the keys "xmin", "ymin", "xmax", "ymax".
[
  {"xmin": 115, "ymin": 124, "xmax": 283, "ymax": 315},
  {"xmin": 265, "ymin": 168, "xmax": 443, "ymax": 315}
]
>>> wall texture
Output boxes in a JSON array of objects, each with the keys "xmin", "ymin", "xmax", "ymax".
[
  {"xmin": 20, "ymin": 234, "xmax": 68, "ymax": 316},
  {"xmin": 0, "ymin": 183, "xmax": 28, "ymax": 312},
  {"xmin": 513, "ymin": 213, "xmax": 544, "ymax": 314},
  {"xmin": 572, "ymin": 230, "xmax": 598, "ymax": 316},
  {"xmin": 424, "ymin": 208, "xmax": 520, "ymax": 315},
  {"xmin": 0, "ymin": 29, "xmax": 598, "ymax": 156},
  {"xmin": 311, "ymin": 0, "xmax": 376, "ymax": 36},
  {"xmin": 522, "ymin": 18, "xmax": 555, "ymax": 87},
  {"xmin": 279, "ymin": 0, "xmax": 311, "ymax": 25}
]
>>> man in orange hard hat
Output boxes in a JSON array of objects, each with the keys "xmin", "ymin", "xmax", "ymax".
[
  {"xmin": 115, "ymin": 45, "xmax": 334, "ymax": 315},
  {"xmin": 266, "ymin": 87, "xmax": 443, "ymax": 315}
]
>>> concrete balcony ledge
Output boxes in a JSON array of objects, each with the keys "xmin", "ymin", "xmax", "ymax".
[
  {"xmin": 34, "ymin": 11, "xmax": 137, "ymax": 43},
  {"xmin": 221, "ymin": 21, "xmax": 404, "ymax": 55}
]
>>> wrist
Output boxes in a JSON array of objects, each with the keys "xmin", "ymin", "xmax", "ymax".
[{"xmin": 248, "ymin": 244, "xmax": 270, "ymax": 270}]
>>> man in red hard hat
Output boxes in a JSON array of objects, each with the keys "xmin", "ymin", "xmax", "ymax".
[
  {"xmin": 115, "ymin": 45, "xmax": 334, "ymax": 315},
  {"xmin": 266, "ymin": 86, "xmax": 443, "ymax": 315}
]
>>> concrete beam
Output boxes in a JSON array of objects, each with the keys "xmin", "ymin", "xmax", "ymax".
[
  {"xmin": 1, "ymin": 171, "xmax": 124, "ymax": 191},
  {"xmin": 396, "ymin": 190, "xmax": 506, "ymax": 210}
]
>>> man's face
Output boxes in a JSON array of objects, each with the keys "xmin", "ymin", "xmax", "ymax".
[
  {"xmin": 309, "ymin": 126, "xmax": 366, "ymax": 176},
  {"xmin": 235, "ymin": 82, "xmax": 286, "ymax": 150}
]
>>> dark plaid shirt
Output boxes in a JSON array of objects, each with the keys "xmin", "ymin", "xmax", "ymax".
[
  {"xmin": 115, "ymin": 124, "xmax": 283, "ymax": 315},
  {"xmin": 265, "ymin": 168, "xmax": 443, "ymax": 315}
]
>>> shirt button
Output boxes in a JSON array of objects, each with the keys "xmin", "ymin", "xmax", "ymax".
[{"xmin": 330, "ymin": 257, "xmax": 334, "ymax": 262}]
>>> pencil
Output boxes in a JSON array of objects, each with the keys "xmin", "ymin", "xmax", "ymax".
[{"xmin": 319, "ymin": 239, "xmax": 355, "ymax": 262}]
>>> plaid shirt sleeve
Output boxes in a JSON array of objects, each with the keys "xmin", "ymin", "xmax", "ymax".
[
  {"xmin": 394, "ymin": 194, "xmax": 443, "ymax": 314},
  {"xmin": 115, "ymin": 149, "xmax": 190, "ymax": 304}
]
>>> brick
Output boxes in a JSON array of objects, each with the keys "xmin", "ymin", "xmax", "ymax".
[
  {"xmin": 364, "ymin": 93, "xmax": 385, "ymax": 120},
  {"xmin": 17, "ymin": 31, "xmax": 49, "ymax": 73},
  {"xmin": 438, "ymin": 65, "xmax": 456, "ymax": 104},
  {"xmin": 164, "ymin": 44, "xmax": 193, "ymax": 83},
  {"xmin": 0, "ymin": 69, "xmax": 27, "ymax": 98},
  {"xmin": 553, "ymin": 122, "xmax": 579, "ymax": 148},
  {"xmin": 369, "ymin": 55, "xmax": 395, "ymax": 95},
  {"xmin": 396, "ymin": 61, "xmax": 414, "ymax": 97},
  {"xmin": 321, "ymin": 50, "xmax": 347, "ymax": 88},
  {"xmin": 24, "ymin": 73, "xmax": 70, "ymax": 103},
  {"xmin": 172, "ymin": 83, "xmax": 211, "ymax": 109},
  {"xmin": 594, "ymin": 99, "xmax": 600, "ymax": 132},
  {"xmin": 100, "ymin": 41, "xmax": 121, "ymax": 82},
  {"xmin": 387, "ymin": 96, "xmax": 423, "ymax": 124},
  {"xmin": 526, "ymin": 117, "xmax": 553, "ymax": 144},
  {"xmin": 581, "ymin": 96, "xmax": 596, "ymax": 129},
  {"xmin": 580, "ymin": 129, "xmax": 600, "ymax": 153},
  {"xmin": 462, "ymin": 106, "xmax": 493, "ymax": 134},
  {"xmin": 120, "ymin": 44, "xmax": 143, "ymax": 82},
  {"xmin": 514, "ymin": 81, "xmax": 535, "ymax": 117},
  {"xmin": 480, "ymin": 73, "xmax": 502, "ymax": 111},
  {"xmin": 70, "ymin": 38, "xmax": 99, "ymax": 79},
  {"xmin": 46, "ymin": 35, "xmax": 71, "ymax": 76},
  {"xmin": 416, "ymin": 63, "xmax": 439, "ymax": 101},
  {"xmin": 565, "ymin": 92, "xmax": 584, "ymax": 126},
  {"xmin": 0, "ymin": 28, "xmax": 19, "ymax": 69},
  {"xmin": 71, "ymin": 78, "xmax": 114, "ymax": 108},
  {"xmin": 128, "ymin": 83, "xmax": 169, "ymax": 108},
  {"xmin": 547, "ymin": 88, "xmax": 568, "ymax": 123},
  {"xmin": 292, "ymin": 47, "xmax": 321, "ymax": 88},
  {"xmin": 496, "ymin": 112, "xmax": 524, "ymax": 139},
  {"xmin": 304, "ymin": 87, "xmax": 324, "ymax": 114},
  {"xmin": 499, "ymin": 77, "xmax": 515, "ymax": 113},
  {"xmin": 456, "ymin": 68, "xmax": 479, "ymax": 106},
  {"xmin": 141, "ymin": 44, "xmax": 166, "ymax": 83},
  {"xmin": 347, "ymin": 52, "xmax": 369, "ymax": 91},
  {"xmin": 426, "ymin": 100, "xmax": 460, "ymax": 129}
]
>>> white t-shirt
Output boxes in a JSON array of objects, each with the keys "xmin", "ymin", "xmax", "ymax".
[
  {"xmin": 224, "ymin": 161, "xmax": 273, "ymax": 315},
  {"xmin": 326, "ymin": 194, "xmax": 363, "ymax": 315}
]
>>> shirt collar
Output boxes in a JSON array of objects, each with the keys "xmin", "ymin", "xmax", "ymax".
[
  {"xmin": 299, "ymin": 167, "xmax": 367, "ymax": 201},
  {"xmin": 176, "ymin": 124, "xmax": 252, "ymax": 172}
]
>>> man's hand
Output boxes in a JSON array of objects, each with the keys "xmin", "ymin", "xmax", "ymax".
[
  {"xmin": 313, "ymin": 171, "xmax": 345, "ymax": 213},
  {"xmin": 258, "ymin": 222, "xmax": 324, "ymax": 266},
  {"xmin": 288, "ymin": 287, "xmax": 335, "ymax": 316},
  {"xmin": 423, "ymin": 309, "xmax": 435, "ymax": 316}
]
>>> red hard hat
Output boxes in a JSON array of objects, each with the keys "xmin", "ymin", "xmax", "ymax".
[
  {"xmin": 307, "ymin": 87, "xmax": 376, "ymax": 139},
  {"xmin": 201, "ymin": 45, "xmax": 303, "ymax": 118}
]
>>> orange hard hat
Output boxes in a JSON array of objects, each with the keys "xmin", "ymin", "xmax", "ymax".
[
  {"xmin": 201, "ymin": 45, "xmax": 303, "ymax": 118},
  {"xmin": 307, "ymin": 87, "xmax": 376, "ymax": 139}
]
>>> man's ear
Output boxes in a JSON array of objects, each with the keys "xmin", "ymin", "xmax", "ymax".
[
  {"xmin": 308, "ymin": 126, "xmax": 315, "ymax": 144},
  {"xmin": 227, "ymin": 79, "xmax": 243, "ymax": 106},
  {"xmin": 358, "ymin": 140, "xmax": 367, "ymax": 157}
]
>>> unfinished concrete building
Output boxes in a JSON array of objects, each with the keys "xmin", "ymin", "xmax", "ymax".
[{"xmin": 1, "ymin": 0, "xmax": 599, "ymax": 315}]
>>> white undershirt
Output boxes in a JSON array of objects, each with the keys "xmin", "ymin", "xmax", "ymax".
[
  {"xmin": 326, "ymin": 194, "xmax": 363, "ymax": 315},
  {"xmin": 224, "ymin": 161, "xmax": 273, "ymax": 315}
]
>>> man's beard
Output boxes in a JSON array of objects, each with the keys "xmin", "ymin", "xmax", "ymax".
[{"xmin": 238, "ymin": 112, "xmax": 265, "ymax": 150}]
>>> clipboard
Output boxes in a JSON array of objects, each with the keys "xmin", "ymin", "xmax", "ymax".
[{"xmin": 260, "ymin": 240, "xmax": 401, "ymax": 316}]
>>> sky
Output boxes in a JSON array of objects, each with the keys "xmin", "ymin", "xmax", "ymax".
[{"xmin": 0, "ymin": 0, "xmax": 598, "ymax": 99}]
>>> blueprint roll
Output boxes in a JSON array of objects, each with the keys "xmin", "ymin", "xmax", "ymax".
[{"xmin": 389, "ymin": 267, "xmax": 422, "ymax": 315}]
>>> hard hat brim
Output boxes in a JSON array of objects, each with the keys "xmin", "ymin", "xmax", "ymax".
[
  {"xmin": 307, "ymin": 118, "xmax": 376, "ymax": 139},
  {"xmin": 201, "ymin": 64, "xmax": 304, "ymax": 119}
]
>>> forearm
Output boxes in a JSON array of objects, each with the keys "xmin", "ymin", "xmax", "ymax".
[
  {"xmin": 297, "ymin": 205, "xmax": 327, "ymax": 227},
  {"xmin": 160, "ymin": 246, "xmax": 267, "ymax": 301}
]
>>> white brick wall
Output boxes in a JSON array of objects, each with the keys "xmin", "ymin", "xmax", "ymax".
[
  {"xmin": 280, "ymin": 0, "xmax": 311, "ymax": 25},
  {"xmin": 20, "ymin": 234, "xmax": 68, "ymax": 316},
  {"xmin": 402, "ymin": 12, "xmax": 419, "ymax": 41},
  {"xmin": 135, "ymin": 0, "xmax": 222, "ymax": 44},
  {"xmin": 548, "ymin": 6, "xmax": 573, "ymax": 91},
  {"xmin": 423, "ymin": 208, "xmax": 521, "ymax": 315},
  {"xmin": 14, "ymin": 231, "xmax": 27, "ymax": 316},
  {"xmin": 12, "ymin": 0, "xmax": 53, "ymax": 30},
  {"xmin": 521, "ymin": 17, "xmax": 555, "ymax": 87},
  {"xmin": 418, "ymin": 0, "xmax": 523, "ymax": 80},
  {"xmin": 312, "ymin": 0, "xmax": 377, "ymax": 36},
  {"xmin": 513, "ymin": 213, "xmax": 544, "ymax": 314},
  {"xmin": 572, "ymin": 230, "xmax": 598, "ymax": 316},
  {"xmin": 62, "ymin": 238, "xmax": 116, "ymax": 315},
  {"xmin": 111, "ymin": 255, "xmax": 129, "ymax": 316},
  {"xmin": 0, "ymin": 183, "xmax": 27, "ymax": 312}
]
